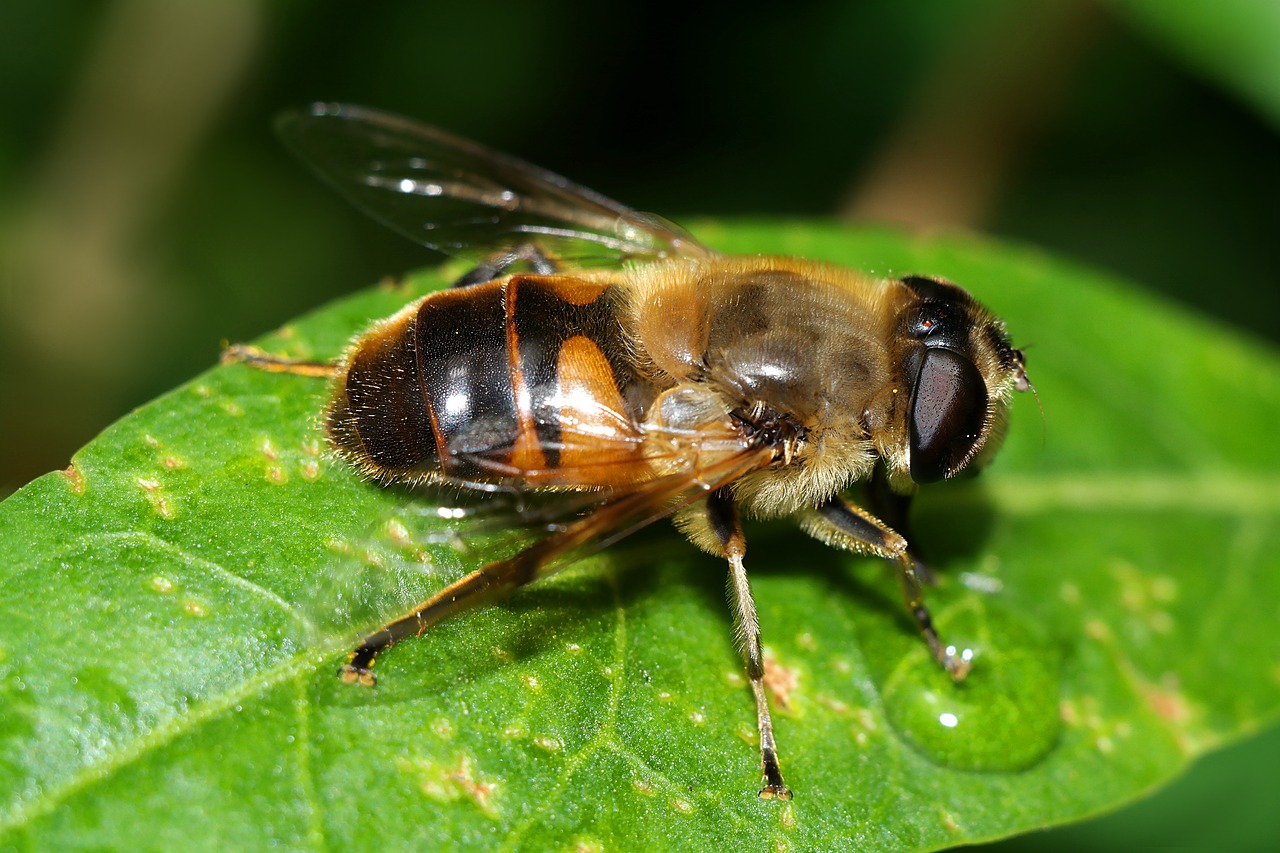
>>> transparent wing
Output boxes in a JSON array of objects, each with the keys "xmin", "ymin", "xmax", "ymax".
[
  {"xmin": 294, "ymin": 432, "xmax": 774, "ymax": 654},
  {"xmin": 277, "ymin": 102, "xmax": 713, "ymax": 267}
]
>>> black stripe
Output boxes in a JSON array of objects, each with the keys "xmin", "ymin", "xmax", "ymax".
[
  {"xmin": 416, "ymin": 284, "xmax": 517, "ymax": 478},
  {"xmin": 510, "ymin": 279, "xmax": 568, "ymax": 468}
]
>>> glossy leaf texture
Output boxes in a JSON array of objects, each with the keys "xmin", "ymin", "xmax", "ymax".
[{"xmin": 0, "ymin": 225, "xmax": 1277, "ymax": 851}]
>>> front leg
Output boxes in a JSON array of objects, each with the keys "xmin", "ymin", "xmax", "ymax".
[
  {"xmin": 866, "ymin": 462, "xmax": 934, "ymax": 584},
  {"xmin": 800, "ymin": 496, "xmax": 972, "ymax": 680}
]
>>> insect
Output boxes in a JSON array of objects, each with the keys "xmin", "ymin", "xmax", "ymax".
[{"xmin": 226, "ymin": 102, "xmax": 1033, "ymax": 800}]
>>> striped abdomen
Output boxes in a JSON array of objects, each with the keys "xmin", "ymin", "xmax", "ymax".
[{"xmin": 327, "ymin": 274, "xmax": 656, "ymax": 487}]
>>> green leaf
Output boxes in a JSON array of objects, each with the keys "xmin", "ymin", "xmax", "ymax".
[{"xmin": 1, "ymin": 224, "xmax": 1277, "ymax": 850}]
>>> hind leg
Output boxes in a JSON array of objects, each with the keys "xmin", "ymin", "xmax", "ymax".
[
  {"xmin": 452, "ymin": 242, "xmax": 560, "ymax": 288},
  {"xmin": 220, "ymin": 344, "xmax": 339, "ymax": 377}
]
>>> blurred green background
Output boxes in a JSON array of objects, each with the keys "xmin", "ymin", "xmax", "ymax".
[{"xmin": 1, "ymin": 1, "xmax": 1276, "ymax": 848}]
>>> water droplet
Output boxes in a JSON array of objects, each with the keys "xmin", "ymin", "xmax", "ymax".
[{"xmin": 874, "ymin": 600, "xmax": 1061, "ymax": 772}]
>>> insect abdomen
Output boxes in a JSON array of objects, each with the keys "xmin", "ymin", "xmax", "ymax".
[{"xmin": 327, "ymin": 275, "xmax": 644, "ymax": 486}]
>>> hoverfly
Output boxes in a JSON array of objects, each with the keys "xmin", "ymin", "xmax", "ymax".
[{"xmin": 226, "ymin": 103, "xmax": 1033, "ymax": 800}]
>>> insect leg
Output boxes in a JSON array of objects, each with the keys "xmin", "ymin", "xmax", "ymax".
[
  {"xmin": 453, "ymin": 243, "xmax": 560, "ymax": 287},
  {"xmin": 867, "ymin": 463, "xmax": 933, "ymax": 584},
  {"xmin": 705, "ymin": 489, "xmax": 792, "ymax": 801},
  {"xmin": 220, "ymin": 344, "xmax": 339, "ymax": 378},
  {"xmin": 341, "ymin": 538, "xmax": 552, "ymax": 686},
  {"xmin": 339, "ymin": 452, "xmax": 774, "ymax": 686},
  {"xmin": 801, "ymin": 496, "xmax": 972, "ymax": 680}
]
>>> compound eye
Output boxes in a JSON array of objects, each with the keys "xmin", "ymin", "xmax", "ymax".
[{"xmin": 909, "ymin": 348, "xmax": 989, "ymax": 483}]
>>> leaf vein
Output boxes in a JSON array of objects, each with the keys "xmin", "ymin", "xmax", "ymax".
[
  {"xmin": 85, "ymin": 530, "xmax": 314, "ymax": 629},
  {"xmin": 0, "ymin": 656, "xmax": 316, "ymax": 833}
]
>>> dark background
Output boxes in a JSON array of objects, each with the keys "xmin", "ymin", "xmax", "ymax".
[{"xmin": 1, "ymin": 1, "xmax": 1277, "ymax": 848}]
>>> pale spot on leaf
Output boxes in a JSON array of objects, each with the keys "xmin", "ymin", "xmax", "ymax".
[
  {"xmin": 60, "ymin": 463, "xmax": 85, "ymax": 495},
  {"xmin": 533, "ymin": 735, "xmax": 562, "ymax": 752},
  {"xmin": 763, "ymin": 650, "xmax": 799, "ymax": 711},
  {"xmin": 396, "ymin": 753, "xmax": 500, "ymax": 818}
]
